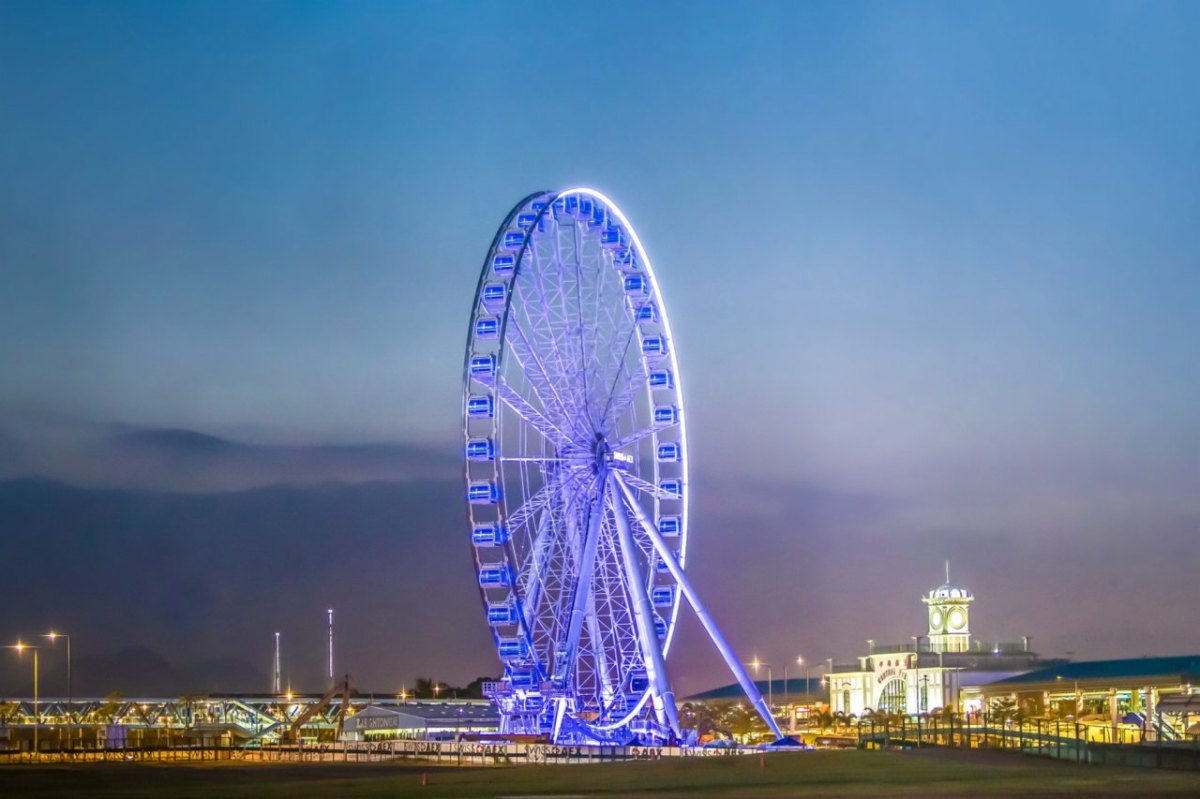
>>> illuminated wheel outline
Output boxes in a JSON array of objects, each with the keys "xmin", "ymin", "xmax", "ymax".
[{"xmin": 463, "ymin": 189, "xmax": 689, "ymax": 743}]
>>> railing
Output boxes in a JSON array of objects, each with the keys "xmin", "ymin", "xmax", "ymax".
[
  {"xmin": 854, "ymin": 713, "xmax": 1200, "ymax": 771},
  {"xmin": 0, "ymin": 739, "xmax": 762, "ymax": 765}
]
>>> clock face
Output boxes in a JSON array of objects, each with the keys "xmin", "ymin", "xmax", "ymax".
[
  {"xmin": 948, "ymin": 607, "xmax": 966, "ymax": 631},
  {"xmin": 929, "ymin": 608, "xmax": 944, "ymax": 632}
]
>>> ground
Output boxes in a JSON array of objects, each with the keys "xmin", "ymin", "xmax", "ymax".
[{"xmin": 3, "ymin": 749, "xmax": 1200, "ymax": 798}]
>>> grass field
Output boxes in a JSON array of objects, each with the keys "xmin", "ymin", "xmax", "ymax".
[{"xmin": 4, "ymin": 749, "xmax": 1200, "ymax": 798}]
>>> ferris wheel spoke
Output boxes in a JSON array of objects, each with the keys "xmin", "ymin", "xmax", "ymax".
[
  {"xmin": 504, "ymin": 312, "xmax": 589, "ymax": 440},
  {"xmin": 496, "ymin": 380, "xmax": 575, "ymax": 449},
  {"xmin": 610, "ymin": 425, "xmax": 659, "ymax": 451},
  {"xmin": 615, "ymin": 470, "xmax": 678, "ymax": 502},
  {"xmin": 519, "ymin": 469, "xmax": 594, "ymax": 631},
  {"xmin": 599, "ymin": 356, "xmax": 647, "ymax": 435}
]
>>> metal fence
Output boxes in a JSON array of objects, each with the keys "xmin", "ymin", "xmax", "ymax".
[
  {"xmin": 856, "ymin": 714, "xmax": 1200, "ymax": 771},
  {"xmin": 0, "ymin": 739, "xmax": 760, "ymax": 766}
]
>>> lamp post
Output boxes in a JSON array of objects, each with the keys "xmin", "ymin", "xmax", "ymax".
[
  {"xmin": 43, "ymin": 631, "xmax": 71, "ymax": 748},
  {"xmin": 9, "ymin": 642, "xmax": 39, "ymax": 755},
  {"xmin": 748, "ymin": 659, "xmax": 773, "ymax": 711}
]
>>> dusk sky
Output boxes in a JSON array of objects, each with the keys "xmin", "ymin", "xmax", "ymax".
[{"xmin": 1, "ymin": 2, "xmax": 1197, "ymax": 697}]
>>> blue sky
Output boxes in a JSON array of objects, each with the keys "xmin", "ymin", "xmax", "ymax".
[{"xmin": 1, "ymin": 2, "xmax": 1197, "ymax": 690}]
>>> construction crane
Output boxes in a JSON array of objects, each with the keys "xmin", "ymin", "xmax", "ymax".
[{"xmin": 282, "ymin": 674, "xmax": 353, "ymax": 743}]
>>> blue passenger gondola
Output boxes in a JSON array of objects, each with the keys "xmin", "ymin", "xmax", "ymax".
[
  {"xmin": 628, "ymin": 671, "xmax": 650, "ymax": 693},
  {"xmin": 656, "ymin": 442, "xmax": 682, "ymax": 462},
  {"xmin": 635, "ymin": 302, "xmax": 658, "ymax": 323},
  {"xmin": 475, "ymin": 316, "xmax": 500, "ymax": 339},
  {"xmin": 471, "ymin": 523, "xmax": 509, "ymax": 546},
  {"xmin": 492, "ymin": 254, "xmax": 515, "ymax": 276},
  {"xmin": 577, "ymin": 197, "xmax": 594, "ymax": 219},
  {"xmin": 468, "ymin": 480, "xmax": 501, "ymax": 504},
  {"xmin": 498, "ymin": 637, "xmax": 528, "ymax": 659},
  {"xmin": 623, "ymin": 275, "xmax": 649, "ymax": 297},
  {"xmin": 516, "ymin": 213, "xmax": 537, "ymax": 230},
  {"xmin": 466, "ymin": 437, "xmax": 495, "ymax": 461},
  {"xmin": 478, "ymin": 563, "xmax": 513, "ymax": 587},
  {"xmin": 509, "ymin": 669, "xmax": 537, "ymax": 689},
  {"xmin": 481, "ymin": 282, "xmax": 507, "ymax": 307},
  {"xmin": 653, "ymin": 405, "xmax": 679, "ymax": 426},
  {"xmin": 658, "ymin": 516, "xmax": 681, "ymax": 537},
  {"xmin": 611, "ymin": 247, "xmax": 634, "ymax": 268},
  {"xmin": 654, "ymin": 617, "xmax": 668, "ymax": 638},
  {"xmin": 470, "ymin": 354, "xmax": 496, "ymax": 378},
  {"xmin": 647, "ymin": 369, "xmax": 673, "ymax": 389},
  {"xmin": 502, "ymin": 230, "xmax": 525, "ymax": 250},
  {"xmin": 587, "ymin": 205, "xmax": 605, "ymax": 229},
  {"xmin": 487, "ymin": 602, "xmax": 518, "ymax": 625},
  {"xmin": 600, "ymin": 227, "xmax": 624, "ymax": 248},
  {"xmin": 659, "ymin": 479, "xmax": 683, "ymax": 499},
  {"xmin": 641, "ymin": 335, "xmax": 668, "ymax": 358},
  {"xmin": 467, "ymin": 395, "xmax": 494, "ymax": 418},
  {"xmin": 651, "ymin": 586, "xmax": 675, "ymax": 607}
]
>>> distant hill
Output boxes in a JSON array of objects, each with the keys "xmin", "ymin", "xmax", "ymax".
[{"xmin": 0, "ymin": 476, "xmax": 492, "ymax": 694}]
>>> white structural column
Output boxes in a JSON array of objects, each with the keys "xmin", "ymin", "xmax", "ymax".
[
  {"xmin": 607, "ymin": 473, "xmax": 681, "ymax": 737},
  {"xmin": 557, "ymin": 489, "xmax": 605, "ymax": 686},
  {"xmin": 612, "ymin": 471, "xmax": 784, "ymax": 740}
]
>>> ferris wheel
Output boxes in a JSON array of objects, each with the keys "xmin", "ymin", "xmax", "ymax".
[{"xmin": 462, "ymin": 188, "xmax": 781, "ymax": 744}]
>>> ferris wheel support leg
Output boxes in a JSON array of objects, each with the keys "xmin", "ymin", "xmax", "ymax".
[
  {"xmin": 557, "ymin": 488, "xmax": 605, "ymax": 688},
  {"xmin": 607, "ymin": 473, "xmax": 681, "ymax": 739},
  {"xmin": 612, "ymin": 472, "xmax": 784, "ymax": 740}
]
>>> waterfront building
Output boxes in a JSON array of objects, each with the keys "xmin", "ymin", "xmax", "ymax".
[{"xmin": 829, "ymin": 572, "xmax": 1060, "ymax": 717}]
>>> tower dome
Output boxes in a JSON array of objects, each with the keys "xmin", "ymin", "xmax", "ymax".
[{"xmin": 921, "ymin": 563, "xmax": 973, "ymax": 653}]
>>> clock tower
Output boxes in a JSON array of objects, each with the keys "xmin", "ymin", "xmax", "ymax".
[{"xmin": 922, "ymin": 562, "xmax": 973, "ymax": 653}]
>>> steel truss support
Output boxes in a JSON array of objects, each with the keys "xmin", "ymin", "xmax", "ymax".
[
  {"xmin": 612, "ymin": 471, "xmax": 784, "ymax": 740},
  {"xmin": 607, "ymin": 472, "xmax": 681, "ymax": 738}
]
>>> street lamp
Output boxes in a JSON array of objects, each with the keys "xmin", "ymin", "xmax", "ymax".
[
  {"xmin": 43, "ymin": 631, "xmax": 71, "ymax": 746},
  {"xmin": 748, "ymin": 659, "xmax": 773, "ymax": 710},
  {"xmin": 8, "ymin": 641, "xmax": 39, "ymax": 755}
]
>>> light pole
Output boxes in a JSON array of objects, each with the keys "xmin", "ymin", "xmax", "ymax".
[
  {"xmin": 748, "ymin": 659, "xmax": 773, "ymax": 710},
  {"xmin": 43, "ymin": 631, "xmax": 71, "ymax": 747},
  {"xmin": 9, "ymin": 642, "xmax": 39, "ymax": 755}
]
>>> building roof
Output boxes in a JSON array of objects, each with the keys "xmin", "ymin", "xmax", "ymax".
[
  {"xmin": 685, "ymin": 678, "xmax": 825, "ymax": 702},
  {"xmin": 351, "ymin": 702, "xmax": 499, "ymax": 724},
  {"xmin": 986, "ymin": 655, "xmax": 1200, "ymax": 688}
]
